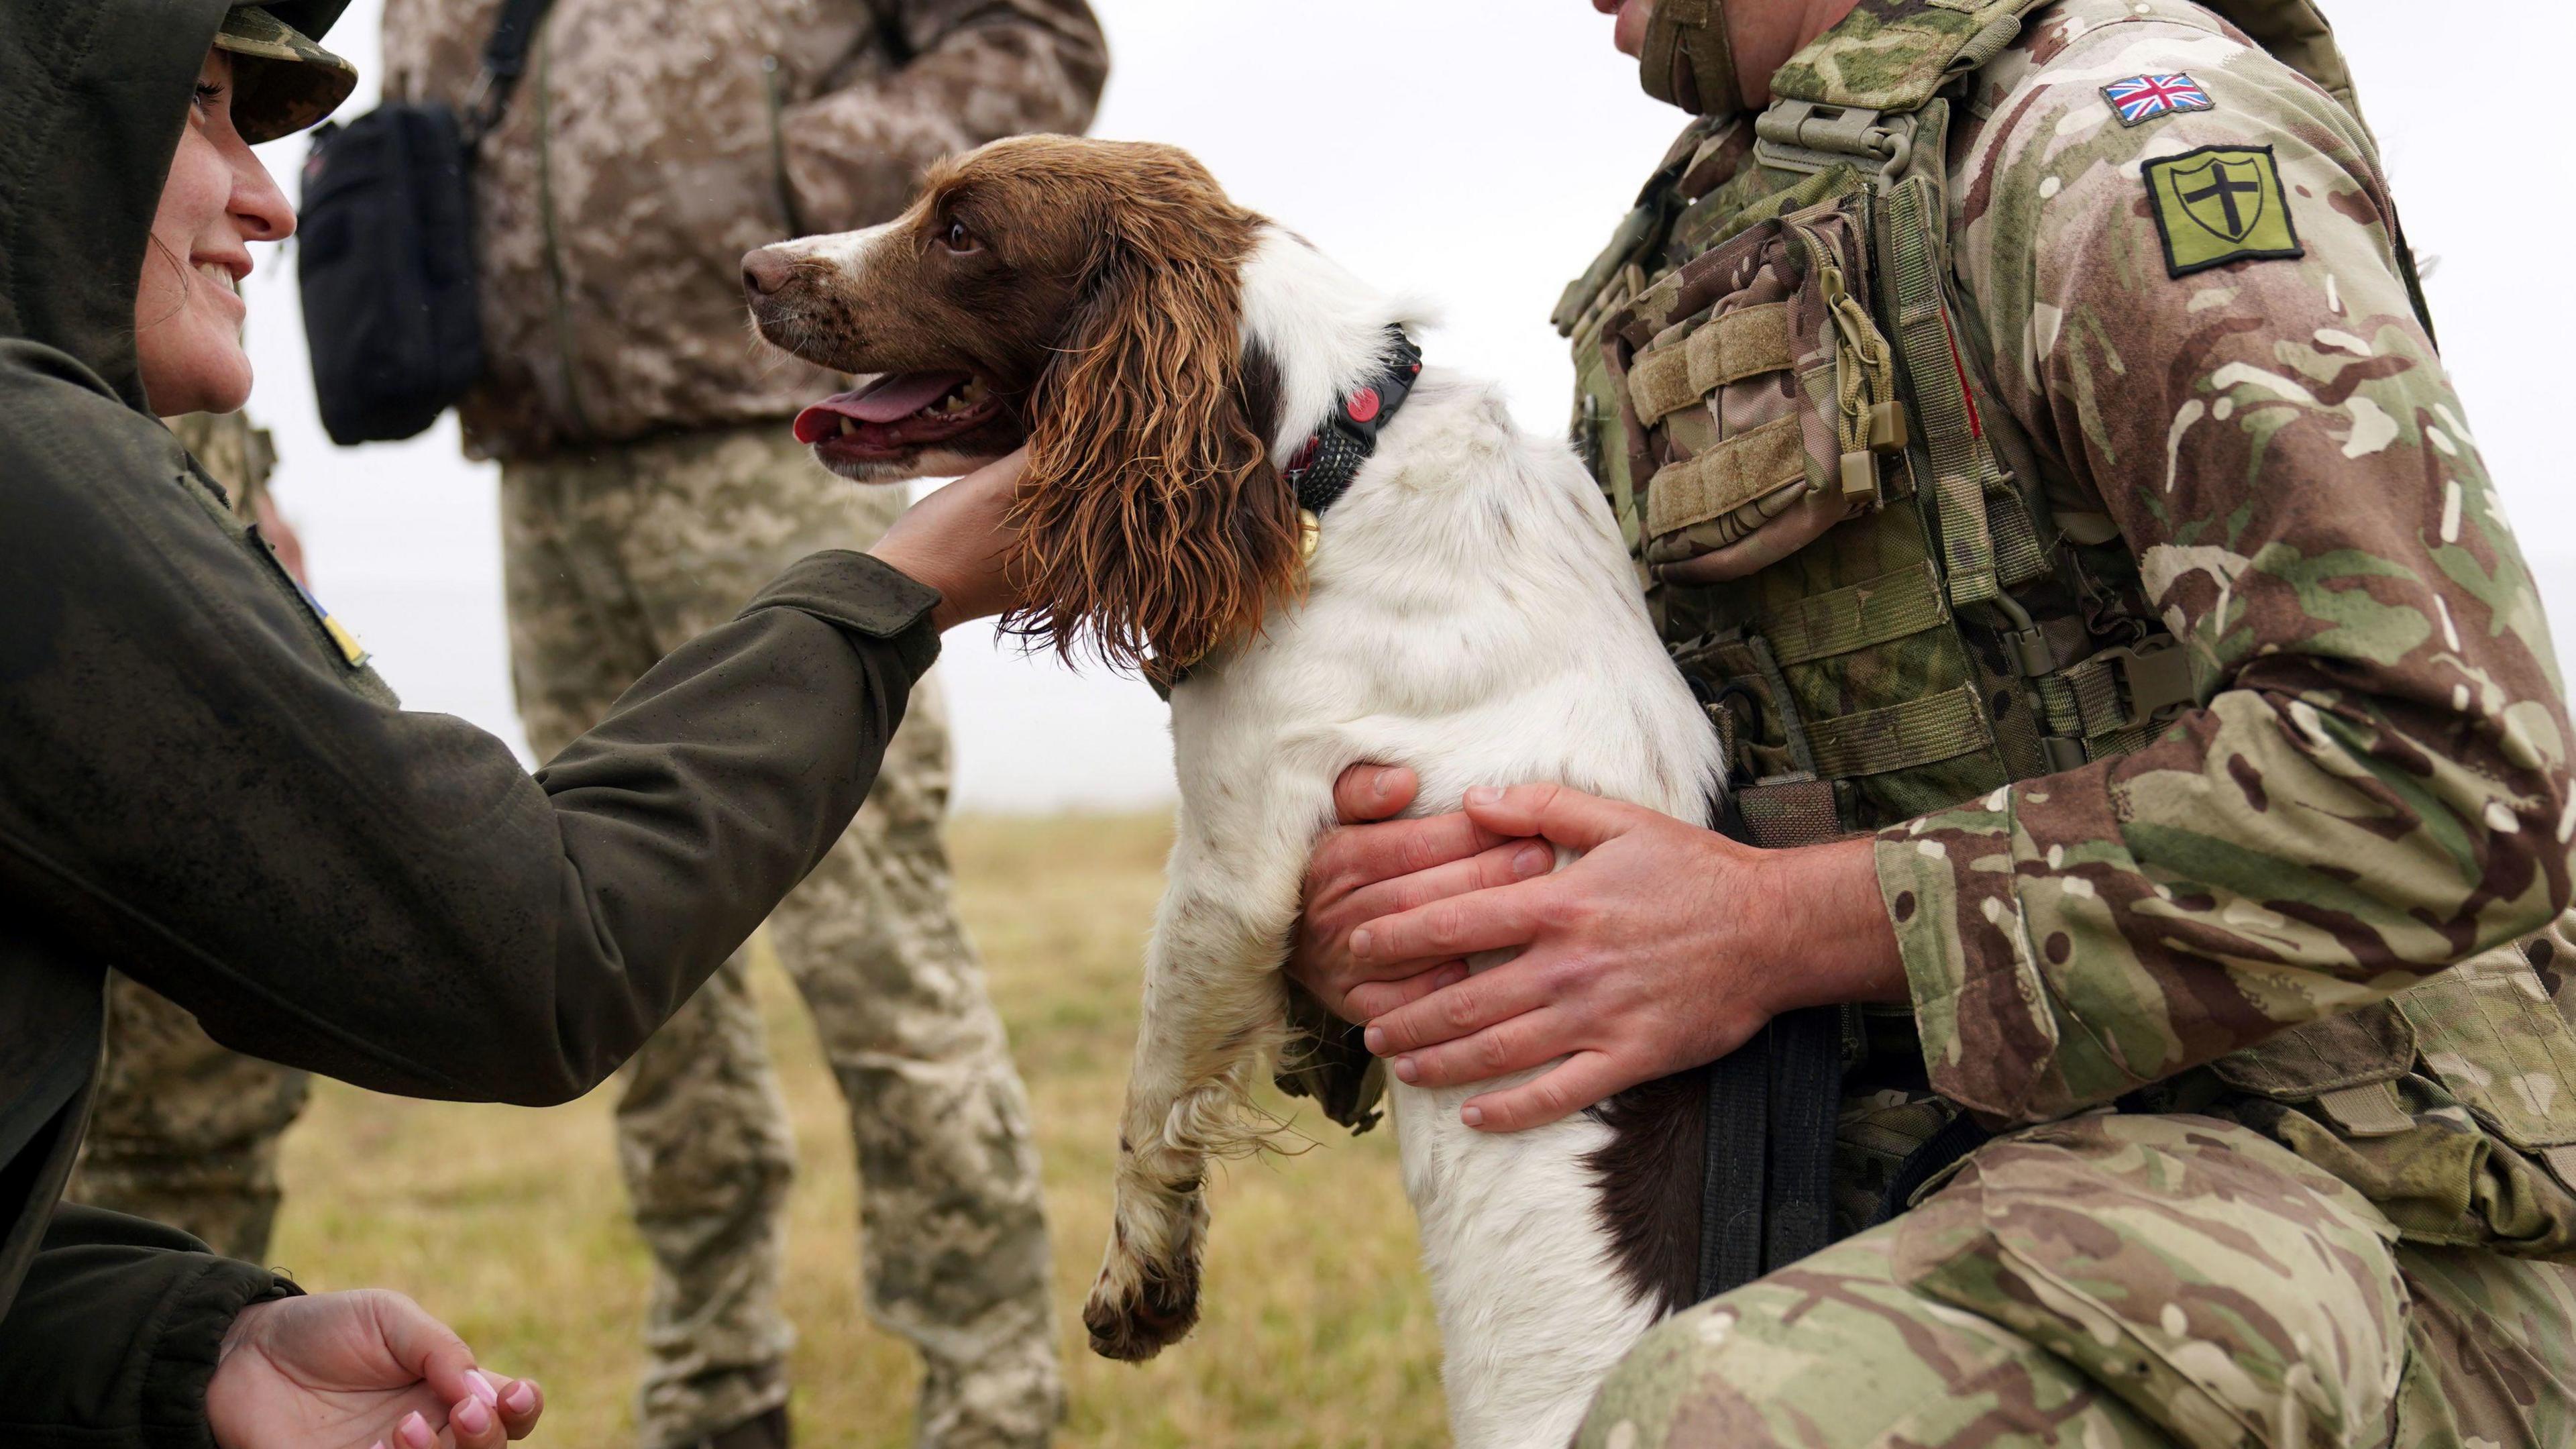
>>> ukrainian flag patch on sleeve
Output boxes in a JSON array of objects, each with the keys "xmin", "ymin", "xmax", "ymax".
[
  {"xmin": 294, "ymin": 577, "xmax": 370, "ymax": 667},
  {"xmin": 2143, "ymin": 144, "xmax": 2304, "ymax": 278}
]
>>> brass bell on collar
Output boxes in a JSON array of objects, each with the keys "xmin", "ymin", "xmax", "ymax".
[{"xmin": 1299, "ymin": 508, "xmax": 1322, "ymax": 561}]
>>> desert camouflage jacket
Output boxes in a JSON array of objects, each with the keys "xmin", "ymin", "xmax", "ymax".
[
  {"xmin": 1574, "ymin": 0, "xmax": 2575, "ymax": 1167},
  {"xmin": 380, "ymin": 0, "xmax": 1108, "ymax": 460}
]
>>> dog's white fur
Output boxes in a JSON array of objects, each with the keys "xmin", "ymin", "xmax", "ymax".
[{"xmin": 1087, "ymin": 228, "xmax": 1721, "ymax": 1449}]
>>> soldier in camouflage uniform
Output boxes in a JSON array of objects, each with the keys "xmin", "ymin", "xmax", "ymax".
[
  {"xmin": 1290, "ymin": 1, "xmax": 2576, "ymax": 1444},
  {"xmin": 66, "ymin": 411, "xmax": 313, "ymax": 1265},
  {"xmin": 374, "ymin": 6, "xmax": 1110, "ymax": 1448}
]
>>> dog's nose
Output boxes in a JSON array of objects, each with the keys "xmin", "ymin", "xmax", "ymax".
[{"xmin": 742, "ymin": 246, "xmax": 794, "ymax": 299}]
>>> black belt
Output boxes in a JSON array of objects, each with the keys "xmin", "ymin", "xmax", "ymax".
[
  {"xmin": 1150, "ymin": 328, "xmax": 1424, "ymax": 694},
  {"xmin": 1695, "ymin": 1006, "xmax": 1843, "ymax": 1299}
]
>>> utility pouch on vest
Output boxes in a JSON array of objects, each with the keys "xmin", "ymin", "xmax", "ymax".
[
  {"xmin": 1608, "ymin": 192, "xmax": 1908, "ymax": 588},
  {"xmin": 2199, "ymin": 921, "xmax": 2576, "ymax": 1260},
  {"xmin": 2398, "ymin": 940, "xmax": 2576, "ymax": 1182},
  {"xmin": 2208, "ymin": 1000, "xmax": 2420, "ymax": 1132}
]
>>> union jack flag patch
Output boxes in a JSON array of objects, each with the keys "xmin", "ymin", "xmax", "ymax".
[{"xmin": 2101, "ymin": 73, "xmax": 2214, "ymax": 126}]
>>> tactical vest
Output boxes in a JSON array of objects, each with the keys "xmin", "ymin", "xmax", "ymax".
[{"xmin": 1558, "ymin": 0, "xmax": 2576, "ymax": 1274}]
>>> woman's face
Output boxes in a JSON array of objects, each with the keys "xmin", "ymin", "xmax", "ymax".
[{"xmin": 135, "ymin": 50, "xmax": 295, "ymax": 417}]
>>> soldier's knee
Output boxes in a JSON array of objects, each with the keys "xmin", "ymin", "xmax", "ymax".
[{"xmin": 1894, "ymin": 1113, "xmax": 2409, "ymax": 1448}]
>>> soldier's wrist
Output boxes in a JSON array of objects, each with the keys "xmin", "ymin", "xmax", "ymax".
[{"xmin": 1750, "ymin": 837, "xmax": 1909, "ymax": 1015}]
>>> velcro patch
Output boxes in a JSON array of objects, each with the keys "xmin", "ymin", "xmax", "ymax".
[
  {"xmin": 2142, "ymin": 144, "xmax": 2302, "ymax": 278},
  {"xmin": 2102, "ymin": 73, "xmax": 2213, "ymax": 126}
]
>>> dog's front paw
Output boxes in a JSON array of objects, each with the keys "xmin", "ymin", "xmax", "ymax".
[
  {"xmin": 1084, "ymin": 1188, "xmax": 1209, "ymax": 1361},
  {"xmin": 1083, "ymin": 1252, "xmax": 1201, "ymax": 1361}
]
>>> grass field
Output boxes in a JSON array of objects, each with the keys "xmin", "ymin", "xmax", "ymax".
[{"xmin": 270, "ymin": 812, "xmax": 1451, "ymax": 1448}]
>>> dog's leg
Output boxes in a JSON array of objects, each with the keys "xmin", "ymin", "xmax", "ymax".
[
  {"xmin": 1395, "ymin": 1075, "xmax": 1669, "ymax": 1448},
  {"xmin": 1083, "ymin": 804, "xmax": 1313, "ymax": 1361}
]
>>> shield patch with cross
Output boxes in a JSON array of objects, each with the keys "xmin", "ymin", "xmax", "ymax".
[{"xmin": 2143, "ymin": 144, "xmax": 2304, "ymax": 277}]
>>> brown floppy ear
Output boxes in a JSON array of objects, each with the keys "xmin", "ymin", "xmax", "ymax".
[{"xmin": 1004, "ymin": 210, "xmax": 1302, "ymax": 680}]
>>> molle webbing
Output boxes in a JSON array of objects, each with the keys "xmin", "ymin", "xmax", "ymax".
[
  {"xmin": 1805, "ymin": 685, "xmax": 1992, "ymax": 780},
  {"xmin": 1754, "ymin": 561, "xmax": 1947, "ymax": 667},
  {"xmin": 1735, "ymin": 776, "xmax": 1840, "ymax": 850},
  {"xmin": 1630, "ymin": 304, "xmax": 1795, "ymax": 425},
  {"xmin": 1884, "ymin": 175, "xmax": 2010, "ymax": 608},
  {"xmin": 1647, "ymin": 416, "xmax": 1807, "ymax": 539},
  {"xmin": 2032, "ymin": 641, "xmax": 2193, "ymax": 752}
]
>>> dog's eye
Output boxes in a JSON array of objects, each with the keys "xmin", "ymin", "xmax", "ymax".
[{"xmin": 941, "ymin": 219, "xmax": 981, "ymax": 255}]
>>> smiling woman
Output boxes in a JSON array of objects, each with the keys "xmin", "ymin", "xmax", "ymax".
[{"xmin": 132, "ymin": 53, "xmax": 295, "ymax": 417}]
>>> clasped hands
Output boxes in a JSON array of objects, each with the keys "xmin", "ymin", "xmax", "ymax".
[{"xmin": 1289, "ymin": 766, "xmax": 1907, "ymax": 1132}]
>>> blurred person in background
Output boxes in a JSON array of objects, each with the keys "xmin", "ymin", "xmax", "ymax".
[
  {"xmin": 66, "ymin": 412, "xmax": 315, "ymax": 1267},
  {"xmin": 371, "ymin": 5, "xmax": 1107, "ymax": 1448}
]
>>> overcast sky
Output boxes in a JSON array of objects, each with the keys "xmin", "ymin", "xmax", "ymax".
[{"xmin": 240, "ymin": 0, "xmax": 2575, "ymax": 813}]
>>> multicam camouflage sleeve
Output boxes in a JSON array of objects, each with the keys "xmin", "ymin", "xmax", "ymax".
[
  {"xmin": 777, "ymin": 0, "xmax": 1109, "ymax": 232},
  {"xmin": 1876, "ymin": 15, "xmax": 2575, "ymax": 1124}
]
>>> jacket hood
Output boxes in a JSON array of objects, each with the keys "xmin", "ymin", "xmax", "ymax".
[{"xmin": 0, "ymin": 0, "xmax": 348, "ymax": 411}]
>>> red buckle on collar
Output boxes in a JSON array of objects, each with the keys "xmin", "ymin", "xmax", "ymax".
[{"xmin": 1345, "ymin": 387, "xmax": 1383, "ymax": 425}]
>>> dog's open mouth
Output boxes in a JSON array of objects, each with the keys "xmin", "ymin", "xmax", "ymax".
[{"xmin": 792, "ymin": 372, "xmax": 1000, "ymax": 459}]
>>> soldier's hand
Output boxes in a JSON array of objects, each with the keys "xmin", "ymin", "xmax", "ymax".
[
  {"xmin": 1287, "ymin": 765, "xmax": 1556, "ymax": 1023},
  {"xmin": 868, "ymin": 447, "xmax": 1028, "ymax": 633},
  {"xmin": 1350, "ymin": 784, "xmax": 1907, "ymax": 1132},
  {"xmin": 207, "ymin": 1289, "xmax": 544, "ymax": 1449}
]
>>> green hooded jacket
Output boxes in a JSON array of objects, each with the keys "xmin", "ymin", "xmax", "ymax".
[{"xmin": 0, "ymin": 5, "xmax": 944, "ymax": 1439}]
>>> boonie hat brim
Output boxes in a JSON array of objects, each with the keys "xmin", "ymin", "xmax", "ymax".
[{"xmin": 213, "ymin": 4, "xmax": 358, "ymax": 144}]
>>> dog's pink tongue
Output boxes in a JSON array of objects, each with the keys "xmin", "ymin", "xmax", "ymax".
[{"xmin": 792, "ymin": 372, "xmax": 970, "ymax": 444}]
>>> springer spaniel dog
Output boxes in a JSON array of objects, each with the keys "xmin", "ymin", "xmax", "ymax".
[{"xmin": 743, "ymin": 137, "xmax": 1721, "ymax": 1449}]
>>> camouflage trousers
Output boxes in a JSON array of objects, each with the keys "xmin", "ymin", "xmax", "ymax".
[
  {"xmin": 1580, "ymin": 1112, "xmax": 2576, "ymax": 1448},
  {"xmin": 67, "ymin": 974, "xmax": 312, "ymax": 1262},
  {"xmin": 502, "ymin": 424, "xmax": 1059, "ymax": 1449}
]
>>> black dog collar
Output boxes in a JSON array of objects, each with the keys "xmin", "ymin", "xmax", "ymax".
[
  {"xmin": 1151, "ymin": 329, "xmax": 1426, "ymax": 696},
  {"xmin": 1284, "ymin": 328, "xmax": 1425, "ymax": 518}
]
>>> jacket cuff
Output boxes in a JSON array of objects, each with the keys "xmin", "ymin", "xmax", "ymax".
[
  {"xmin": 1876, "ymin": 818, "xmax": 1992, "ymax": 1110},
  {"xmin": 0, "ymin": 1205, "xmax": 305, "ymax": 1449},
  {"xmin": 140, "ymin": 1264, "xmax": 303, "ymax": 1448},
  {"xmin": 739, "ymin": 551, "xmax": 944, "ymax": 680},
  {"xmin": 1874, "ymin": 797, "xmax": 2072, "ymax": 1125}
]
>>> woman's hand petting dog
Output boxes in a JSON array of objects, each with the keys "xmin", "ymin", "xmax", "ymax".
[
  {"xmin": 1289, "ymin": 767, "xmax": 1907, "ymax": 1133},
  {"xmin": 865, "ymin": 447, "xmax": 1029, "ymax": 633}
]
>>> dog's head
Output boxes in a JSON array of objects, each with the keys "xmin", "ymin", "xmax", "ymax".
[{"xmin": 745, "ymin": 137, "xmax": 1303, "ymax": 678}]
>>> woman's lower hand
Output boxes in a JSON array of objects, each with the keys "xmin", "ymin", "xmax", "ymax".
[
  {"xmin": 207, "ymin": 1290, "xmax": 543, "ymax": 1449},
  {"xmin": 866, "ymin": 448, "xmax": 1029, "ymax": 632}
]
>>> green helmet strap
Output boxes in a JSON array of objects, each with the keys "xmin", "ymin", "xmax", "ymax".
[{"xmin": 1640, "ymin": 0, "xmax": 1741, "ymax": 115}]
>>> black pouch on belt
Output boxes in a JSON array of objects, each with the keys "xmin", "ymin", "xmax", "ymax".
[{"xmin": 296, "ymin": 0, "xmax": 555, "ymax": 445}]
